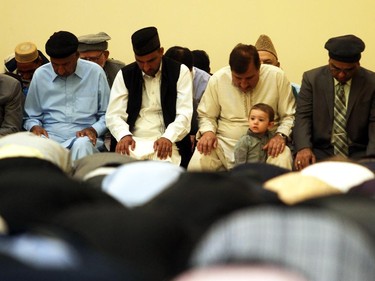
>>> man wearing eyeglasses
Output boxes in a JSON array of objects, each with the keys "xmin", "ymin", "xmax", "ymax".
[
  {"xmin": 78, "ymin": 32, "xmax": 125, "ymax": 88},
  {"xmin": 293, "ymin": 34, "xmax": 375, "ymax": 170}
]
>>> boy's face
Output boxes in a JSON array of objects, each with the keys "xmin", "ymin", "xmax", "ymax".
[{"xmin": 248, "ymin": 109, "xmax": 273, "ymax": 134}]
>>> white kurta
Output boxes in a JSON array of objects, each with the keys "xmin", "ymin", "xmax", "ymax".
[
  {"xmin": 190, "ymin": 64, "xmax": 295, "ymax": 170},
  {"xmin": 106, "ymin": 63, "xmax": 193, "ymax": 164}
]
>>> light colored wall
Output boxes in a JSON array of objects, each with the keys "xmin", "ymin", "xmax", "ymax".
[{"xmin": 2, "ymin": 0, "xmax": 375, "ymax": 83}]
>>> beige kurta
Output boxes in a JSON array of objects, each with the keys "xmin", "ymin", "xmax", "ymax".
[{"xmin": 189, "ymin": 64, "xmax": 295, "ymax": 171}]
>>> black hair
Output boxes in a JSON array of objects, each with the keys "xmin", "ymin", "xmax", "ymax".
[
  {"xmin": 164, "ymin": 46, "xmax": 193, "ymax": 71},
  {"xmin": 192, "ymin": 49, "xmax": 211, "ymax": 74},
  {"xmin": 229, "ymin": 44, "xmax": 260, "ymax": 74}
]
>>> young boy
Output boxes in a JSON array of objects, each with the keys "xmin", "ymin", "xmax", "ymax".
[{"xmin": 234, "ymin": 103, "xmax": 275, "ymax": 165}]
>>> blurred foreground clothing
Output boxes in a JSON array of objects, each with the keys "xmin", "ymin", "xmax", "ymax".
[{"xmin": 189, "ymin": 202, "xmax": 375, "ymax": 281}]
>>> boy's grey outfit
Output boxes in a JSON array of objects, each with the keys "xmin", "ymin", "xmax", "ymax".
[{"xmin": 234, "ymin": 129, "xmax": 272, "ymax": 165}]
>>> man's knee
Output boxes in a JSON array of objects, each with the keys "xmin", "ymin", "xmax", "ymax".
[
  {"xmin": 70, "ymin": 137, "xmax": 100, "ymax": 161},
  {"xmin": 188, "ymin": 148, "xmax": 226, "ymax": 172},
  {"xmin": 72, "ymin": 137, "xmax": 92, "ymax": 147},
  {"xmin": 267, "ymin": 146, "xmax": 293, "ymax": 170}
]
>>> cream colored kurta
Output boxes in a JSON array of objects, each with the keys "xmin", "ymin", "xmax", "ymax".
[{"xmin": 189, "ymin": 64, "xmax": 295, "ymax": 170}]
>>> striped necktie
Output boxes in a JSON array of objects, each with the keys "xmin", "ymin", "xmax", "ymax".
[{"xmin": 333, "ymin": 83, "xmax": 348, "ymax": 156}]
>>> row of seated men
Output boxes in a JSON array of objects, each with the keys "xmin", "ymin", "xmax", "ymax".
[
  {"xmin": 1, "ymin": 26, "xmax": 375, "ymax": 174},
  {"xmin": 1, "ymin": 28, "xmax": 212, "ymax": 168},
  {"xmin": 0, "ymin": 26, "xmax": 375, "ymax": 280}
]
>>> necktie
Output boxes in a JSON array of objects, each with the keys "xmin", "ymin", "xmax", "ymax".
[{"xmin": 333, "ymin": 83, "xmax": 348, "ymax": 156}]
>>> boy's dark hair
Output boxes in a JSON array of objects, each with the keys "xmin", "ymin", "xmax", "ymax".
[{"xmin": 250, "ymin": 103, "xmax": 275, "ymax": 122}]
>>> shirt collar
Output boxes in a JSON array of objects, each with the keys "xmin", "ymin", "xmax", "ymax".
[
  {"xmin": 142, "ymin": 61, "xmax": 162, "ymax": 79},
  {"xmin": 334, "ymin": 78, "xmax": 352, "ymax": 87},
  {"xmin": 51, "ymin": 59, "xmax": 82, "ymax": 81},
  {"xmin": 249, "ymin": 129, "xmax": 270, "ymax": 139},
  {"xmin": 74, "ymin": 59, "xmax": 85, "ymax": 79}
]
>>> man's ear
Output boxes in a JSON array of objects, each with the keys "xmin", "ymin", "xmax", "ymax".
[{"xmin": 103, "ymin": 50, "xmax": 110, "ymax": 60}]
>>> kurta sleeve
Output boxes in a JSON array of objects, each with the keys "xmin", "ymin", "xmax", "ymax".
[
  {"xmin": 91, "ymin": 69, "xmax": 110, "ymax": 137},
  {"xmin": 162, "ymin": 65, "xmax": 193, "ymax": 142},
  {"xmin": 275, "ymin": 71, "xmax": 296, "ymax": 137},
  {"xmin": 196, "ymin": 74, "xmax": 221, "ymax": 136},
  {"xmin": 105, "ymin": 71, "xmax": 132, "ymax": 141}
]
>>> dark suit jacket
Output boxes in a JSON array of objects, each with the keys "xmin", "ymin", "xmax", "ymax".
[
  {"xmin": 0, "ymin": 74, "xmax": 23, "ymax": 136},
  {"xmin": 294, "ymin": 65, "xmax": 375, "ymax": 159}
]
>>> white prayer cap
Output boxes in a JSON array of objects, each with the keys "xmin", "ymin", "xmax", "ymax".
[{"xmin": 102, "ymin": 161, "xmax": 185, "ymax": 208}]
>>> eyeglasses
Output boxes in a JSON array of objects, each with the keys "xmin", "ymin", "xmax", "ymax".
[
  {"xmin": 80, "ymin": 52, "xmax": 104, "ymax": 62},
  {"xmin": 329, "ymin": 63, "xmax": 357, "ymax": 76}
]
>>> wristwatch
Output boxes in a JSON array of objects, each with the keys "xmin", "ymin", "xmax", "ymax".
[{"xmin": 276, "ymin": 132, "xmax": 287, "ymax": 139}]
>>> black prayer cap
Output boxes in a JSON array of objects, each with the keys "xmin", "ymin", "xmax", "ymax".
[
  {"xmin": 45, "ymin": 31, "xmax": 79, "ymax": 58},
  {"xmin": 131, "ymin": 26, "xmax": 160, "ymax": 56},
  {"xmin": 325, "ymin": 34, "xmax": 365, "ymax": 63}
]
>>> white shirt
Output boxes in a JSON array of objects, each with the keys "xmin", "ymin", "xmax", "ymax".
[{"xmin": 106, "ymin": 63, "xmax": 193, "ymax": 143}]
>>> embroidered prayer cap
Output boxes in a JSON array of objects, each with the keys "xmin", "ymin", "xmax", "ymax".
[
  {"xmin": 325, "ymin": 34, "xmax": 365, "ymax": 63},
  {"xmin": 14, "ymin": 42, "xmax": 39, "ymax": 63},
  {"xmin": 255, "ymin": 34, "xmax": 278, "ymax": 60},
  {"xmin": 78, "ymin": 32, "xmax": 111, "ymax": 52},
  {"xmin": 45, "ymin": 31, "xmax": 79, "ymax": 58},
  {"xmin": 131, "ymin": 26, "xmax": 160, "ymax": 56}
]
